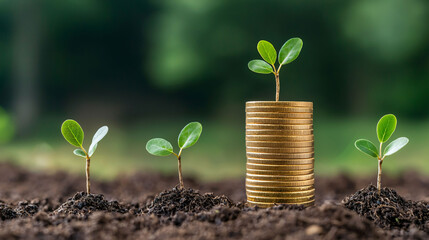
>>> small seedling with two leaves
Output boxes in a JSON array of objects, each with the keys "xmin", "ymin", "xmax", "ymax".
[
  {"xmin": 61, "ymin": 119, "xmax": 108, "ymax": 194},
  {"xmin": 146, "ymin": 122, "xmax": 202, "ymax": 189},
  {"xmin": 248, "ymin": 38, "xmax": 303, "ymax": 101},
  {"xmin": 355, "ymin": 114, "xmax": 409, "ymax": 193}
]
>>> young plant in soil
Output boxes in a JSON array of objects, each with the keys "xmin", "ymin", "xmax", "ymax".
[
  {"xmin": 354, "ymin": 114, "xmax": 409, "ymax": 193},
  {"xmin": 146, "ymin": 122, "xmax": 202, "ymax": 189},
  {"xmin": 61, "ymin": 119, "xmax": 108, "ymax": 194},
  {"xmin": 248, "ymin": 38, "xmax": 303, "ymax": 101}
]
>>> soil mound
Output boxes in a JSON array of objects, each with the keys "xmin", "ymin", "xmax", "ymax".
[
  {"xmin": 145, "ymin": 187, "xmax": 233, "ymax": 217},
  {"xmin": 342, "ymin": 185, "xmax": 429, "ymax": 232},
  {"xmin": 13, "ymin": 200, "xmax": 40, "ymax": 217},
  {"xmin": 0, "ymin": 200, "xmax": 41, "ymax": 220},
  {"xmin": 55, "ymin": 192, "xmax": 128, "ymax": 216},
  {"xmin": 0, "ymin": 202, "xmax": 16, "ymax": 220}
]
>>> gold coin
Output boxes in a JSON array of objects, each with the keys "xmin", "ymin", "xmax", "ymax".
[
  {"xmin": 246, "ymin": 163, "xmax": 314, "ymax": 170},
  {"xmin": 246, "ymin": 112, "xmax": 313, "ymax": 119},
  {"xmin": 246, "ymin": 184, "xmax": 314, "ymax": 192},
  {"xmin": 247, "ymin": 199, "xmax": 315, "ymax": 208},
  {"xmin": 246, "ymin": 168, "xmax": 314, "ymax": 175},
  {"xmin": 246, "ymin": 124, "xmax": 313, "ymax": 130},
  {"xmin": 246, "ymin": 163, "xmax": 314, "ymax": 172},
  {"xmin": 246, "ymin": 106, "xmax": 313, "ymax": 113},
  {"xmin": 247, "ymin": 195, "xmax": 314, "ymax": 203},
  {"xmin": 246, "ymin": 101, "xmax": 313, "ymax": 108},
  {"xmin": 246, "ymin": 152, "xmax": 314, "ymax": 159},
  {"xmin": 246, "ymin": 118, "xmax": 313, "ymax": 125},
  {"xmin": 246, "ymin": 141, "xmax": 314, "ymax": 148},
  {"xmin": 246, "ymin": 189, "xmax": 315, "ymax": 197},
  {"xmin": 246, "ymin": 129, "xmax": 313, "ymax": 136},
  {"xmin": 246, "ymin": 173, "xmax": 314, "ymax": 181},
  {"xmin": 246, "ymin": 178, "xmax": 315, "ymax": 187},
  {"xmin": 246, "ymin": 146, "xmax": 314, "ymax": 153},
  {"xmin": 246, "ymin": 135, "xmax": 314, "ymax": 142}
]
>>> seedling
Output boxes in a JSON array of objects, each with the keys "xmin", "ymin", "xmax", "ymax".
[
  {"xmin": 355, "ymin": 114, "xmax": 409, "ymax": 193},
  {"xmin": 248, "ymin": 38, "xmax": 303, "ymax": 101},
  {"xmin": 146, "ymin": 122, "xmax": 202, "ymax": 189},
  {"xmin": 61, "ymin": 119, "xmax": 108, "ymax": 194}
]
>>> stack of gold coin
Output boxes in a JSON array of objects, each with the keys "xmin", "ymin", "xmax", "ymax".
[{"xmin": 245, "ymin": 101, "xmax": 314, "ymax": 207}]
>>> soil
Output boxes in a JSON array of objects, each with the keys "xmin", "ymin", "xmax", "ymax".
[
  {"xmin": 343, "ymin": 185, "xmax": 429, "ymax": 233},
  {"xmin": 144, "ymin": 187, "xmax": 234, "ymax": 217},
  {"xmin": 0, "ymin": 162, "xmax": 428, "ymax": 239},
  {"xmin": 54, "ymin": 192, "xmax": 133, "ymax": 218}
]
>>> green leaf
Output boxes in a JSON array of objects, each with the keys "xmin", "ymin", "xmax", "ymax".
[
  {"xmin": 355, "ymin": 139, "xmax": 379, "ymax": 158},
  {"xmin": 384, "ymin": 137, "xmax": 409, "ymax": 156},
  {"xmin": 257, "ymin": 40, "xmax": 277, "ymax": 65},
  {"xmin": 89, "ymin": 143, "xmax": 97, "ymax": 157},
  {"xmin": 377, "ymin": 114, "xmax": 397, "ymax": 143},
  {"xmin": 61, "ymin": 119, "xmax": 84, "ymax": 147},
  {"xmin": 178, "ymin": 122, "xmax": 202, "ymax": 149},
  {"xmin": 73, "ymin": 149, "xmax": 86, "ymax": 158},
  {"xmin": 279, "ymin": 38, "xmax": 303, "ymax": 65},
  {"xmin": 89, "ymin": 126, "xmax": 108, "ymax": 157},
  {"xmin": 248, "ymin": 60, "xmax": 274, "ymax": 74},
  {"xmin": 146, "ymin": 138, "xmax": 174, "ymax": 156}
]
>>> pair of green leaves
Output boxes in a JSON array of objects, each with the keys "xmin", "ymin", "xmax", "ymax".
[
  {"xmin": 146, "ymin": 122, "xmax": 202, "ymax": 157},
  {"xmin": 248, "ymin": 38, "xmax": 303, "ymax": 74},
  {"xmin": 355, "ymin": 114, "xmax": 409, "ymax": 159},
  {"xmin": 61, "ymin": 119, "xmax": 109, "ymax": 158}
]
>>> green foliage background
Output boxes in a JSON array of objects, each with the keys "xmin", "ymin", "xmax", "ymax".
[{"xmin": 0, "ymin": 0, "xmax": 428, "ymax": 180}]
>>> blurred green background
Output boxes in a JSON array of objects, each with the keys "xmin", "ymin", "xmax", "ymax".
[{"xmin": 0, "ymin": 0, "xmax": 428, "ymax": 181}]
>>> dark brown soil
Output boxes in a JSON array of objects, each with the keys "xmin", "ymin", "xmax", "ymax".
[
  {"xmin": 0, "ymin": 199, "xmax": 45, "ymax": 220},
  {"xmin": 54, "ymin": 192, "xmax": 132, "ymax": 218},
  {"xmin": 343, "ymin": 185, "xmax": 429, "ymax": 233},
  {"xmin": 0, "ymin": 162, "xmax": 428, "ymax": 239},
  {"xmin": 145, "ymin": 187, "xmax": 233, "ymax": 217},
  {"xmin": 0, "ymin": 202, "xmax": 16, "ymax": 220}
]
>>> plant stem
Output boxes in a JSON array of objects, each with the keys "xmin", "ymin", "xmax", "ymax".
[
  {"xmin": 271, "ymin": 65, "xmax": 281, "ymax": 102},
  {"xmin": 174, "ymin": 149, "xmax": 185, "ymax": 189},
  {"xmin": 377, "ymin": 159, "xmax": 382, "ymax": 194},
  {"xmin": 80, "ymin": 146, "xmax": 91, "ymax": 194},
  {"xmin": 377, "ymin": 142, "xmax": 383, "ymax": 194},
  {"xmin": 275, "ymin": 72, "xmax": 280, "ymax": 102},
  {"xmin": 86, "ymin": 157, "xmax": 91, "ymax": 194},
  {"xmin": 177, "ymin": 155, "xmax": 184, "ymax": 189}
]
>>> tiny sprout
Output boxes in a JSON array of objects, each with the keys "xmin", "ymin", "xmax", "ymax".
[
  {"xmin": 355, "ymin": 114, "xmax": 409, "ymax": 193},
  {"xmin": 146, "ymin": 122, "xmax": 202, "ymax": 189},
  {"xmin": 248, "ymin": 38, "xmax": 303, "ymax": 102},
  {"xmin": 61, "ymin": 119, "xmax": 108, "ymax": 194}
]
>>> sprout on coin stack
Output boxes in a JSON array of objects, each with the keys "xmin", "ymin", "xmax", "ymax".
[
  {"xmin": 245, "ymin": 38, "xmax": 314, "ymax": 207},
  {"xmin": 248, "ymin": 38, "xmax": 303, "ymax": 101}
]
